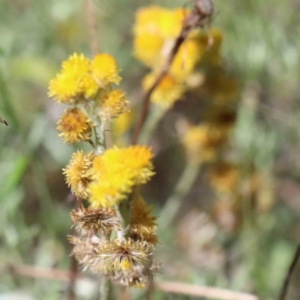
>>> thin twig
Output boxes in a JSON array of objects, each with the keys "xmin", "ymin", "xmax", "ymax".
[
  {"xmin": 85, "ymin": 0, "xmax": 99, "ymax": 56},
  {"xmin": 131, "ymin": 27, "xmax": 187, "ymax": 145},
  {"xmin": 131, "ymin": 7, "xmax": 211, "ymax": 145},
  {"xmin": 66, "ymin": 256, "xmax": 77, "ymax": 300},
  {"xmin": 8, "ymin": 264, "xmax": 260, "ymax": 300},
  {"xmin": 156, "ymin": 281, "xmax": 259, "ymax": 300},
  {"xmin": 278, "ymin": 243, "xmax": 300, "ymax": 300},
  {"xmin": 67, "ymin": 197, "xmax": 82, "ymax": 300}
]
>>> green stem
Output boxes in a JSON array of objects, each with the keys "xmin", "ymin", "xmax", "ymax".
[
  {"xmin": 139, "ymin": 105, "xmax": 166, "ymax": 144},
  {"xmin": 114, "ymin": 195, "xmax": 133, "ymax": 241},
  {"xmin": 100, "ymin": 277, "xmax": 112, "ymax": 300},
  {"xmin": 159, "ymin": 161, "xmax": 201, "ymax": 230}
]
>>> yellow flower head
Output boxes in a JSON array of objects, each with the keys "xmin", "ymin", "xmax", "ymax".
[
  {"xmin": 134, "ymin": 33, "xmax": 164, "ymax": 67},
  {"xmin": 182, "ymin": 124, "xmax": 228, "ymax": 163},
  {"xmin": 143, "ymin": 72, "xmax": 185, "ymax": 108},
  {"xmin": 62, "ymin": 53, "xmax": 90, "ymax": 75},
  {"xmin": 49, "ymin": 53, "xmax": 94, "ymax": 103},
  {"xmin": 170, "ymin": 34, "xmax": 207, "ymax": 78},
  {"xmin": 99, "ymin": 89, "xmax": 128, "ymax": 119},
  {"xmin": 63, "ymin": 151, "xmax": 95, "ymax": 199},
  {"xmin": 158, "ymin": 8, "xmax": 185, "ymax": 39},
  {"xmin": 133, "ymin": 6, "xmax": 163, "ymax": 36},
  {"xmin": 96, "ymin": 239, "xmax": 150, "ymax": 274},
  {"xmin": 130, "ymin": 195, "xmax": 157, "ymax": 244},
  {"xmin": 91, "ymin": 54, "xmax": 121, "ymax": 87},
  {"xmin": 89, "ymin": 146, "xmax": 154, "ymax": 207},
  {"xmin": 49, "ymin": 72, "xmax": 81, "ymax": 104},
  {"xmin": 57, "ymin": 108, "xmax": 92, "ymax": 143},
  {"xmin": 134, "ymin": 7, "xmax": 184, "ymax": 39}
]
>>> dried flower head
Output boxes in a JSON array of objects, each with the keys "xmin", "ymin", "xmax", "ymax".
[
  {"xmin": 143, "ymin": 72, "xmax": 184, "ymax": 108},
  {"xmin": 70, "ymin": 204, "xmax": 120, "ymax": 234},
  {"xmin": 130, "ymin": 196, "xmax": 157, "ymax": 244},
  {"xmin": 95, "ymin": 239, "xmax": 151, "ymax": 276},
  {"xmin": 64, "ymin": 151, "xmax": 95, "ymax": 199},
  {"xmin": 57, "ymin": 108, "xmax": 92, "ymax": 144},
  {"xmin": 69, "ymin": 236, "xmax": 101, "ymax": 270},
  {"xmin": 99, "ymin": 89, "xmax": 128, "ymax": 119},
  {"xmin": 91, "ymin": 54, "xmax": 121, "ymax": 87}
]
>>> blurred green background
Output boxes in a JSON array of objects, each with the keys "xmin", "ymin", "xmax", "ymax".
[{"xmin": 1, "ymin": 0, "xmax": 300, "ymax": 299}]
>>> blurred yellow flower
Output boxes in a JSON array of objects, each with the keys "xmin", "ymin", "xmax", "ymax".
[
  {"xmin": 113, "ymin": 110, "xmax": 133, "ymax": 138},
  {"xmin": 209, "ymin": 162, "xmax": 239, "ymax": 194},
  {"xmin": 99, "ymin": 89, "xmax": 128, "ymax": 119},
  {"xmin": 63, "ymin": 151, "xmax": 95, "ymax": 199},
  {"xmin": 57, "ymin": 108, "xmax": 92, "ymax": 143},
  {"xmin": 143, "ymin": 72, "xmax": 184, "ymax": 108},
  {"xmin": 182, "ymin": 124, "xmax": 228, "ymax": 163},
  {"xmin": 134, "ymin": 33, "xmax": 164, "ymax": 67},
  {"xmin": 91, "ymin": 53, "xmax": 121, "ymax": 87}
]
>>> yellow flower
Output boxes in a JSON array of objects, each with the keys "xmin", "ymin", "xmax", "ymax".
[
  {"xmin": 49, "ymin": 72, "xmax": 81, "ymax": 104},
  {"xmin": 130, "ymin": 195, "xmax": 157, "ymax": 244},
  {"xmin": 57, "ymin": 108, "xmax": 92, "ymax": 143},
  {"xmin": 170, "ymin": 34, "xmax": 207, "ymax": 78},
  {"xmin": 143, "ymin": 72, "xmax": 185, "ymax": 108},
  {"xmin": 63, "ymin": 151, "xmax": 95, "ymax": 199},
  {"xmin": 62, "ymin": 53, "xmax": 90, "ymax": 75},
  {"xmin": 133, "ymin": 6, "xmax": 163, "ymax": 36},
  {"xmin": 89, "ymin": 146, "xmax": 154, "ymax": 207},
  {"xmin": 182, "ymin": 124, "xmax": 228, "ymax": 163},
  {"xmin": 99, "ymin": 89, "xmax": 128, "ymax": 119},
  {"xmin": 158, "ymin": 8, "xmax": 185, "ymax": 39},
  {"xmin": 49, "ymin": 53, "xmax": 94, "ymax": 103},
  {"xmin": 91, "ymin": 54, "xmax": 121, "ymax": 87},
  {"xmin": 80, "ymin": 74, "xmax": 99, "ymax": 99},
  {"xmin": 133, "ymin": 33, "xmax": 164, "ymax": 67}
]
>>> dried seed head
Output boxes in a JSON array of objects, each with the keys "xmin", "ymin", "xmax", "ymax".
[
  {"xmin": 64, "ymin": 151, "xmax": 95, "ymax": 199},
  {"xmin": 130, "ymin": 196, "xmax": 158, "ymax": 244},
  {"xmin": 70, "ymin": 204, "xmax": 120, "ymax": 234},
  {"xmin": 95, "ymin": 239, "xmax": 152, "ymax": 276}
]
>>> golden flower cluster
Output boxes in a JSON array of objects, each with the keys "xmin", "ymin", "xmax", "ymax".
[
  {"xmin": 133, "ymin": 6, "xmax": 223, "ymax": 107},
  {"xmin": 49, "ymin": 53, "xmax": 127, "ymax": 145},
  {"xmin": 48, "ymin": 52, "xmax": 158, "ymax": 287}
]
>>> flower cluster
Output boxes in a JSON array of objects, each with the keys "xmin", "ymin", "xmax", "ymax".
[
  {"xmin": 133, "ymin": 6, "xmax": 222, "ymax": 108},
  {"xmin": 48, "ymin": 53, "xmax": 157, "ymax": 287}
]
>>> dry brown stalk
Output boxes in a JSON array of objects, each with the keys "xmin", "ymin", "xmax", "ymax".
[
  {"xmin": 156, "ymin": 281, "xmax": 259, "ymax": 300},
  {"xmin": 278, "ymin": 243, "xmax": 300, "ymax": 300},
  {"xmin": 131, "ymin": 1, "xmax": 214, "ymax": 145},
  {"xmin": 85, "ymin": 0, "xmax": 99, "ymax": 56},
  {"xmin": 8, "ymin": 264, "xmax": 260, "ymax": 300}
]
